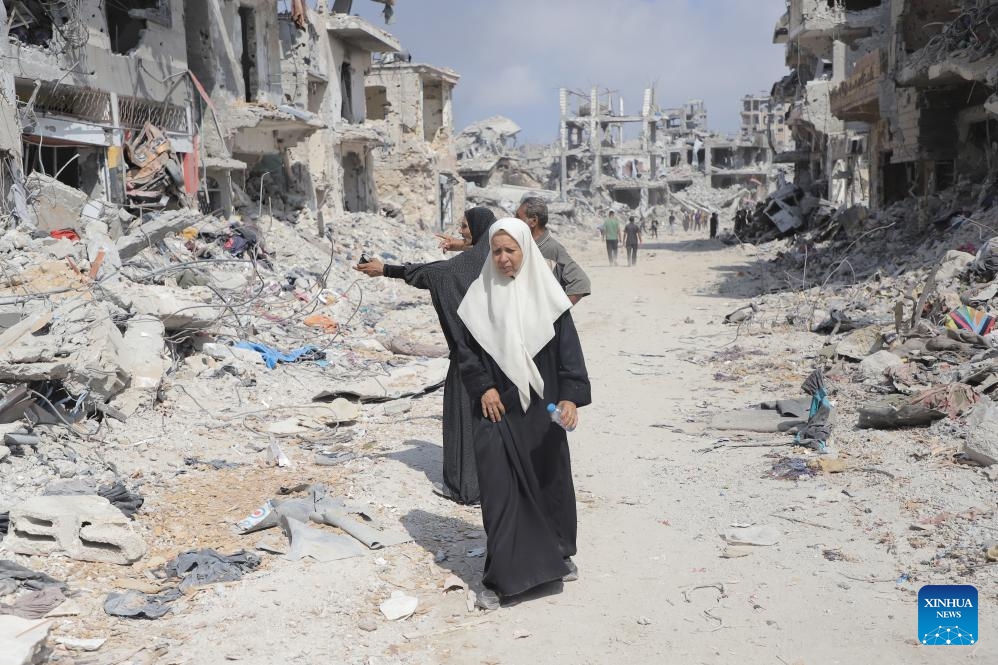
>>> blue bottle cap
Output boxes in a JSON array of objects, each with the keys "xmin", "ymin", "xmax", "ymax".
[{"xmin": 546, "ymin": 403, "xmax": 557, "ymax": 412}]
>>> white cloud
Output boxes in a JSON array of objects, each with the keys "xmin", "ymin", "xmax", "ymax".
[{"xmin": 350, "ymin": 0, "xmax": 789, "ymax": 142}]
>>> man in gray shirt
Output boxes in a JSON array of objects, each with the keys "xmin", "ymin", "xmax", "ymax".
[{"xmin": 516, "ymin": 196, "xmax": 591, "ymax": 305}]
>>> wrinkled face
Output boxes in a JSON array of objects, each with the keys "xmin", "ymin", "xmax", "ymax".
[
  {"xmin": 515, "ymin": 203, "xmax": 533, "ymax": 228},
  {"xmin": 491, "ymin": 231, "xmax": 523, "ymax": 278},
  {"xmin": 459, "ymin": 216, "xmax": 472, "ymax": 243}
]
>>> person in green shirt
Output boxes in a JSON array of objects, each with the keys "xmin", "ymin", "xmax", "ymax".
[{"xmin": 602, "ymin": 211, "xmax": 622, "ymax": 266}]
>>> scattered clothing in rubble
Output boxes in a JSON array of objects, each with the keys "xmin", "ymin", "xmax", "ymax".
[
  {"xmin": 377, "ymin": 207, "xmax": 497, "ymax": 505},
  {"xmin": 184, "ymin": 457, "xmax": 244, "ymax": 470},
  {"xmin": 303, "ymin": 314, "xmax": 339, "ymax": 334},
  {"xmin": 857, "ymin": 404, "xmax": 946, "ymax": 430},
  {"xmin": 946, "ymin": 306, "xmax": 997, "ymax": 336},
  {"xmin": 795, "ymin": 370, "xmax": 833, "ymax": 453},
  {"xmin": 42, "ymin": 479, "xmax": 144, "ymax": 519},
  {"xmin": 907, "ymin": 384, "xmax": 980, "ymax": 419},
  {"xmin": 0, "ymin": 561, "xmax": 67, "ymax": 595},
  {"xmin": 0, "ymin": 586, "xmax": 66, "ymax": 619},
  {"xmin": 233, "ymin": 342, "xmax": 325, "ymax": 370},
  {"xmin": 98, "ymin": 481, "xmax": 145, "ymax": 519},
  {"xmin": 971, "ymin": 237, "xmax": 998, "ymax": 280},
  {"xmin": 104, "ymin": 588, "xmax": 182, "ymax": 620},
  {"xmin": 163, "ymin": 549, "xmax": 260, "ymax": 591},
  {"xmin": 769, "ymin": 457, "xmax": 813, "ymax": 481}
]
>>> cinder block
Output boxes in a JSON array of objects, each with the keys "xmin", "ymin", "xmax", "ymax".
[{"xmin": 1, "ymin": 495, "xmax": 146, "ymax": 564}]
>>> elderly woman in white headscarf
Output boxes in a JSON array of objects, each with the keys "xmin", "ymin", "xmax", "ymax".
[{"xmin": 454, "ymin": 218, "xmax": 591, "ymax": 610}]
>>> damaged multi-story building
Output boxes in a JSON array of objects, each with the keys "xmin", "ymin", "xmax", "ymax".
[
  {"xmin": 770, "ymin": 0, "xmax": 889, "ymax": 208},
  {"xmin": 364, "ymin": 54, "xmax": 464, "ymax": 230},
  {"xmin": 557, "ymin": 87, "xmax": 715, "ymax": 211},
  {"xmin": 700, "ymin": 93, "xmax": 795, "ymax": 194},
  {"xmin": 0, "ymin": 0, "xmax": 201, "ymax": 230},
  {"xmin": 0, "ymin": 0, "xmax": 460, "ymax": 239},
  {"xmin": 830, "ymin": 0, "xmax": 998, "ymax": 210},
  {"xmin": 770, "ymin": 0, "xmax": 998, "ymax": 213}
]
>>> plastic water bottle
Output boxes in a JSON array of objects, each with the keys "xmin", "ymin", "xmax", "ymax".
[{"xmin": 547, "ymin": 403, "xmax": 575, "ymax": 432}]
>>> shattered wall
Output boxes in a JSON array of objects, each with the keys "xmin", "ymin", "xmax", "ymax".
[{"xmin": 365, "ymin": 62, "xmax": 463, "ymax": 230}]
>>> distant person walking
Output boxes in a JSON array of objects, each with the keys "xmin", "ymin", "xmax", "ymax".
[
  {"xmin": 668, "ymin": 213, "xmax": 675, "ymax": 235},
  {"xmin": 602, "ymin": 210, "xmax": 621, "ymax": 266},
  {"xmin": 682, "ymin": 211, "xmax": 690, "ymax": 233},
  {"xmin": 623, "ymin": 216, "xmax": 642, "ymax": 266},
  {"xmin": 650, "ymin": 218, "xmax": 659, "ymax": 238},
  {"xmin": 709, "ymin": 212, "xmax": 719, "ymax": 239}
]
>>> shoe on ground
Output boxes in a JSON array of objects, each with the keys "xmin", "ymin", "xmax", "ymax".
[
  {"xmin": 431, "ymin": 482, "xmax": 480, "ymax": 506},
  {"xmin": 563, "ymin": 558, "xmax": 578, "ymax": 582},
  {"xmin": 475, "ymin": 589, "xmax": 501, "ymax": 611}
]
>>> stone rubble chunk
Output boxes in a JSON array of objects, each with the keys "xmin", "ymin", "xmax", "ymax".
[
  {"xmin": 859, "ymin": 350, "xmax": 903, "ymax": 382},
  {"xmin": 2, "ymin": 495, "xmax": 146, "ymax": 565},
  {"xmin": 963, "ymin": 402, "xmax": 998, "ymax": 466}
]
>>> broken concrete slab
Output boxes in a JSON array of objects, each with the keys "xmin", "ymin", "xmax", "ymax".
[
  {"xmin": 963, "ymin": 402, "xmax": 998, "ymax": 466},
  {"xmin": 0, "ymin": 616, "xmax": 52, "ymax": 665},
  {"xmin": 709, "ymin": 408, "xmax": 805, "ymax": 433},
  {"xmin": 115, "ymin": 210, "xmax": 203, "ymax": 261},
  {"xmin": 102, "ymin": 280, "xmax": 217, "ymax": 332},
  {"xmin": 117, "ymin": 316, "xmax": 167, "ymax": 390},
  {"xmin": 63, "ymin": 311, "xmax": 129, "ymax": 400},
  {"xmin": 836, "ymin": 326, "xmax": 885, "ymax": 360},
  {"xmin": 2, "ymin": 495, "xmax": 146, "ymax": 564},
  {"xmin": 314, "ymin": 358, "xmax": 449, "ymax": 403},
  {"xmin": 25, "ymin": 173, "xmax": 87, "ymax": 235},
  {"xmin": 859, "ymin": 350, "xmax": 903, "ymax": 382}
]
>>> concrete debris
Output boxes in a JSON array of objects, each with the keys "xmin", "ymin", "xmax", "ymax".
[
  {"xmin": 0, "ymin": 616, "xmax": 52, "ymax": 665},
  {"xmin": 858, "ymin": 350, "xmax": 903, "ymax": 383},
  {"xmin": 2, "ymin": 495, "xmax": 146, "ymax": 564},
  {"xmin": 963, "ymin": 402, "xmax": 998, "ymax": 467},
  {"xmin": 24, "ymin": 174, "xmax": 88, "ymax": 235}
]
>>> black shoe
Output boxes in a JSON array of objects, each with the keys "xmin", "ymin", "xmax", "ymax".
[
  {"xmin": 563, "ymin": 558, "xmax": 578, "ymax": 582},
  {"xmin": 475, "ymin": 589, "xmax": 501, "ymax": 611},
  {"xmin": 432, "ymin": 482, "xmax": 480, "ymax": 506}
]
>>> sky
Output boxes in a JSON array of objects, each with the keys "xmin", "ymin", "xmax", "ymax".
[{"xmin": 349, "ymin": 0, "xmax": 789, "ymax": 144}]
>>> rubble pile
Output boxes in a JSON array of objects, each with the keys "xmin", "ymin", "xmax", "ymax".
[
  {"xmin": 0, "ymin": 193, "xmax": 450, "ymax": 507},
  {"xmin": 717, "ymin": 177, "xmax": 998, "ymax": 473}
]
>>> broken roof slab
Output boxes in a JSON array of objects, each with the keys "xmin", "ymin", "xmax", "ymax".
[
  {"xmin": 371, "ymin": 62, "xmax": 460, "ymax": 85},
  {"xmin": 327, "ymin": 14, "xmax": 400, "ymax": 53}
]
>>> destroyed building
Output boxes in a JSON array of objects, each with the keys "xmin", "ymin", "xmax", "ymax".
[
  {"xmin": 364, "ymin": 55, "xmax": 464, "ymax": 230},
  {"xmin": 558, "ymin": 87, "xmax": 683, "ymax": 211},
  {"xmin": 770, "ymin": 0, "xmax": 887, "ymax": 208},
  {"xmin": 771, "ymin": 0, "xmax": 998, "ymax": 213}
]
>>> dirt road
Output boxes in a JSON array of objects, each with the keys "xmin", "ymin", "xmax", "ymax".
[{"xmin": 112, "ymin": 231, "xmax": 995, "ymax": 665}]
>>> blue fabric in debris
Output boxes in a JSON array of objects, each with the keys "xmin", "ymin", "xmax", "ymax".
[{"xmin": 233, "ymin": 342, "xmax": 321, "ymax": 370}]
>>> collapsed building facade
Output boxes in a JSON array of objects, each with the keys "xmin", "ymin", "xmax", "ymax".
[
  {"xmin": 364, "ymin": 55, "xmax": 463, "ymax": 230},
  {"xmin": 554, "ymin": 86, "xmax": 790, "ymax": 214},
  {"xmin": 0, "ymin": 0, "xmax": 458, "ymax": 234},
  {"xmin": 557, "ymin": 87, "xmax": 706, "ymax": 211},
  {"xmin": 771, "ymin": 0, "xmax": 998, "ymax": 212}
]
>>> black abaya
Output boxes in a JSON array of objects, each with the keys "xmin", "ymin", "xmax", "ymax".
[
  {"xmin": 456, "ymin": 312, "xmax": 591, "ymax": 597},
  {"xmin": 381, "ymin": 209, "xmax": 495, "ymax": 504}
]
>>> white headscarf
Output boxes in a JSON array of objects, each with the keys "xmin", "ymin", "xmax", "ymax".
[{"xmin": 457, "ymin": 218, "xmax": 572, "ymax": 411}]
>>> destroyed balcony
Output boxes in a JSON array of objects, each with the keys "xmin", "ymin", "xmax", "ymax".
[
  {"xmin": 327, "ymin": 14, "xmax": 400, "ymax": 53},
  {"xmin": 785, "ymin": 0, "xmax": 885, "ymax": 45},
  {"xmin": 227, "ymin": 104, "xmax": 325, "ymax": 156},
  {"xmin": 773, "ymin": 12, "xmax": 790, "ymax": 44},
  {"xmin": 830, "ymin": 49, "xmax": 884, "ymax": 122}
]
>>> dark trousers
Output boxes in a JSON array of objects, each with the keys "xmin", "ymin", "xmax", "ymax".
[
  {"xmin": 606, "ymin": 240, "xmax": 619, "ymax": 264},
  {"xmin": 626, "ymin": 244, "xmax": 638, "ymax": 265}
]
